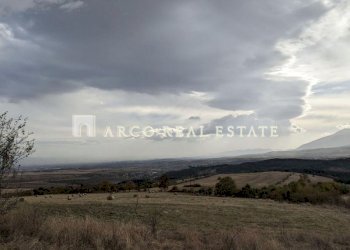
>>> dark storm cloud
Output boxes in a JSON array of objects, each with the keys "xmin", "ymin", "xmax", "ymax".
[{"xmin": 0, "ymin": 0, "xmax": 326, "ymax": 120}]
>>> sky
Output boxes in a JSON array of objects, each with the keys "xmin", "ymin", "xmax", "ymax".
[{"xmin": 0, "ymin": 0, "xmax": 350, "ymax": 164}]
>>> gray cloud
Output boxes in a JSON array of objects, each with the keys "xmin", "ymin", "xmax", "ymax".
[
  {"xmin": 188, "ymin": 116, "xmax": 201, "ymax": 121},
  {"xmin": 60, "ymin": 1, "xmax": 84, "ymax": 11},
  {"xmin": 0, "ymin": 0, "xmax": 327, "ymax": 122},
  {"xmin": 208, "ymin": 78, "xmax": 307, "ymax": 120},
  {"xmin": 0, "ymin": 0, "xmax": 84, "ymax": 14},
  {"xmin": 200, "ymin": 114, "xmax": 292, "ymax": 136},
  {"xmin": 312, "ymin": 81, "xmax": 350, "ymax": 95}
]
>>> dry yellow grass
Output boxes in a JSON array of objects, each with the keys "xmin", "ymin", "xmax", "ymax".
[
  {"xmin": 175, "ymin": 171, "xmax": 333, "ymax": 188},
  {"xmin": 0, "ymin": 209, "xmax": 314, "ymax": 249},
  {"xmin": 24, "ymin": 192, "xmax": 350, "ymax": 234},
  {"xmin": 16, "ymin": 171, "xmax": 348, "ymax": 250},
  {"xmin": 1, "ymin": 188, "xmax": 31, "ymax": 194},
  {"xmin": 1, "ymin": 195, "xmax": 350, "ymax": 249}
]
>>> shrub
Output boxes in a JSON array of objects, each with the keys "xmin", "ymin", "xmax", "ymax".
[
  {"xmin": 237, "ymin": 184, "xmax": 257, "ymax": 198},
  {"xmin": 214, "ymin": 177, "xmax": 237, "ymax": 197},
  {"xmin": 196, "ymin": 187, "xmax": 213, "ymax": 195},
  {"xmin": 253, "ymin": 176, "xmax": 350, "ymax": 206}
]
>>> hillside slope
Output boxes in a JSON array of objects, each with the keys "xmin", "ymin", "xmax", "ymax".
[
  {"xmin": 176, "ymin": 171, "xmax": 333, "ymax": 188},
  {"xmin": 165, "ymin": 158, "xmax": 350, "ymax": 183},
  {"xmin": 298, "ymin": 129, "xmax": 350, "ymax": 150}
]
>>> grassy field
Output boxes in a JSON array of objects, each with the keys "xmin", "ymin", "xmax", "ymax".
[
  {"xmin": 2, "ymin": 171, "xmax": 349, "ymax": 249},
  {"xmin": 0, "ymin": 192, "xmax": 349, "ymax": 249},
  {"xmin": 175, "ymin": 171, "xmax": 333, "ymax": 189},
  {"xmin": 25, "ymin": 192, "xmax": 350, "ymax": 233}
]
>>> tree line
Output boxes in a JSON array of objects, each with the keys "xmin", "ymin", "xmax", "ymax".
[{"xmin": 172, "ymin": 175, "xmax": 350, "ymax": 207}]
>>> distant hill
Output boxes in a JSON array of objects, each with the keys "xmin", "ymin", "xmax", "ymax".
[
  {"xmin": 236, "ymin": 146, "xmax": 350, "ymax": 160},
  {"xmin": 165, "ymin": 158, "xmax": 350, "ymax": 183},
  {"xmin": 298, "ymin": 129, "xmax": 350, "ymax": 150},
  {"xmin": 176, "ymin": 171, "xmax": 333, "ymax": 189}
]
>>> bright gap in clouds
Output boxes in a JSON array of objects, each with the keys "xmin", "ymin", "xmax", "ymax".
[{"xmin": 264, "ymin": 0, "xmax": 350, "ymax": 153}]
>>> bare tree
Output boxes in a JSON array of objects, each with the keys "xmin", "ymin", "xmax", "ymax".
[{"xmin": 0, "ymin": 112, "xmax": 35, "ymax": 214}]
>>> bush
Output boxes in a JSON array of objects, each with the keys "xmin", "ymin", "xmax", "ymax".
[
  {"xmin": 214, "ymin": 177, "xmax": 237, "ymax": 197},
  {"xmin": 237, "ymin": 184, "xmax": 257, "ymax": 198},
  {"xmin": 253, "ymin": 176, "xmax": 350, "ymax": 206},
  {"xmin": 196, "ymin": 187, "xmax": 213, "ymax": 196}
]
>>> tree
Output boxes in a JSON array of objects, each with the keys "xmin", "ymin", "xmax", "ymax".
[
  {"xmin": 0, "ymin": 112, "xmax": 35, "ymax": 214},
  {"xmin": 237, "ymin": 184, "xmax": 257, "ymax": 198},
  {"xmin": 100, "ymin": 181, "xmax": 113, "ymax": 192},
  {"xmin": 125, "ymin": 181, "xmax": 136, "ymax": 191},
  {"xmin": 159, "ymin": 175, "xmax": 169, "ymax": 190},
  {"xmin": 214, "ymin": 176, "xmax": 237, "ymax": 197},
  {"xmin": 140, "ymin": 180, "xmax": 153, "ymax": 192}
]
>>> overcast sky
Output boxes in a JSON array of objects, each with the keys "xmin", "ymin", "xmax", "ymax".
[{"xmin": 1, "ymin": 0, "xmax": 350, "ymax": 164}]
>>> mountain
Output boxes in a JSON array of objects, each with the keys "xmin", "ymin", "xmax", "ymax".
[
  {"xmin": 205, "ymin": 148, "xmax": 271, "ymax": 158},
  {"xmin": 298, "ymin": 129, "xmax": 350, "ymax": 150},
  {"xmin": 237, "ymin": 146, "xmax": 350, "ymax": 160}
]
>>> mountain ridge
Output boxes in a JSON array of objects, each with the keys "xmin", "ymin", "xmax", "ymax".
[{"xmin": 298, "ymin": 129, "xmax": 350, "ymax": 150}]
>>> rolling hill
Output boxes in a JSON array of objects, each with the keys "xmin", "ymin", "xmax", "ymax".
[
  {"xmin": 165, "ymin": 158, "xmax": 350, "ymax": 183},
  {"xmin": 176, "ymin": 171, "xmax": 333, "ymax": 189}
]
